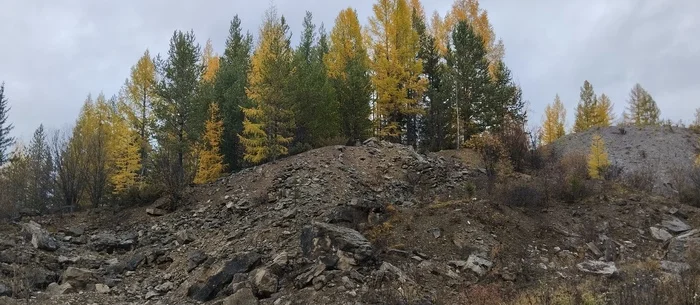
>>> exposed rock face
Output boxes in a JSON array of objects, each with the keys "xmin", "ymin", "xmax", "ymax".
[
  {"xmin": 21, "ymin": 221, "xmax": 58, "ymax": 252},
  {"xmin": 0, "ymin": 283, "xmax": 11, "ymax": 297},
  {"xmin": 187, "ymin": 252, "xmax": 261, "ymax": 302},
  {"xmin": 650, "ymin": 227, "xmax": 673, "ymax": 241},
  {"xmin": 576, "ymin": 261, "xmax": 617, "ymax": 275},
  {"xmin": 60, "ymin": 267, "xmax": 97, "ymax": 290},
  {"xmin": 300, "ymin": 222, "xmax": 374, "ymax": 265},
  {"xmin": 223, "ymin": 287, "xmax": 259, "ymax": 305},
  {"xmin": 89, "ymin": 233, "xmax": 135, "ymax": 253},
  {"xmin": 661, "ymin": 216, "xmax": 692, "ymax": 234},
  {"xmin": 249, "ymin": 267, "xmax": 278, "ymax": 298}
]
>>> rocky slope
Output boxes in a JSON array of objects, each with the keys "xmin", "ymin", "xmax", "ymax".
[
  {"xmin": 549, "ymin": 126, "xmax": 700, "ymax": 193},
  {"xmin": 1, "ymin": 138, "xmax": 700, "ymax": 305}
]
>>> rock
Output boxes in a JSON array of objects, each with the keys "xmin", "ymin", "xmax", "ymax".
[
  {"xmin": 661, "ymin": 216, "xmax": 691, "ymax": 233},
  {"xmin": 176, "ymin": 229, "xmax": 196, "ymax": 244},
  {"xmin": 187, "ymin": 250, "xmax": 208, "ymax": 273},
  {"xmin": 576, "ymin": 260, "xmax": 617, "ymax": 275},
  {"xmin": 586, "ymin": 242, "xmax": 603, "ymax": 257},
  {"xmin": 0, "ymin": 283, "xmax": 11, "ymax": 297},
  {"xmin": 65, "ymin": 226, "xmax": 85, "ymax": 237},
  {"xmin": 25, "ymin": 267, "xmax": 58, "ymax": 289},
  {"xmin": 145, "ymin": 290, "xmax": 160, "ymax": 300},
  {"xmin": 0, "ymin": 239, "xmax": 15, "ymax": 251},
  {"xmin": 95, "ymin": 283, "xmax": 110, "ymax": 294},
  {"xmin": 249, "ymin": 267, "xmax": 278, "ymax": 298},
  {"xmin": 428, "ymin": 228, "xmax": 441, "ymax": 239},
  {"xmin": 660, "ymin": 261, "xmax": 691, "ymax": 274},
  {"xmin": 61, "ymin": 267, "xmax": 97, "ymax": 290},
  {"xmin": 667, "ymin": 235, "xmax": 700, "ymax": 262},
  {"xmin": 125, "ymin": 253, "xmax": 145, "ymax": 271},
  {"xmin": 106, "ymin": 259, "xmax": 126, "ymax": 275},
  {"xmin": 269, "ymin": 251, "xmax": 288, "ymax": 274},
  {"xmin": 187, "ymin": 251, "xmax": 261, "ymax": 302},
  {"xmin": 300, "ymin": 222, "xmax": 374, "ymax": 264},
  {"xmin": 90, "ymin": 233, "xmax": 134, "ymax": 253},
  {"xmin": 312, "ymin": 275, "xmax": 327, "ymax": 290},
  {"xmin": 295, "ymin": 262, "xmax": 326, "ymax": 289},
  {"xmin": 58, "ymin": 255, "xmax": 80, "ymax": 264},
  {"xmin": 155, "ymin": 281, "xmax": 174, "ymax": 293},
  {"xmin": 21, "ymin": 221, "xmax": 59, "ymax": 252},
  {"xmin": 378, "ymin": 262, "xmax": 411, "ymax": 283},
  {"xmin": 46, "ymin": 282, "xmax": 75, "ymax": 295},
  {"xmin": 223, "ymin": 288, "xmax": 259, "ymax": 305},
  {"xmin": 650, "ymin": 227, "xmax": 673, "ymax": 242},
  {"xmin": 146, "ymin": 208, "xmax": 166, "ymax": 216},
  {"xmin": 465, "ymin": 255, "xmax": 493, "ymax": 276}
]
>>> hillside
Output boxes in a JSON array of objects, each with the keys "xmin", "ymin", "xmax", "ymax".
[
  {"xmin": 549, "ymin": 126, "xmax": 700, "ymax": 193},
  {"xmin": 1, "ymin": 137, "xmax": 700, "ymax": 304}
]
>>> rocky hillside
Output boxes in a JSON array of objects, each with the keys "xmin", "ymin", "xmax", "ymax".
[
  {"xmin": 549, "ymin": 126, "xmax": 700, "ymax": 192},
  {"xmin": 1, "ymin": 138, "xmax": 700, "ymax": 304}
]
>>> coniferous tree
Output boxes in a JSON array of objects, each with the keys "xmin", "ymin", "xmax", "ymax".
[
  {"xmin": 215, "ymin": 15, "xmax": 253, "ymax": 170},
  {"xmin": 153, "ymin": 30, "xmax": 204, "ymax": 192},
  {"xmin": 573, "ymin": 80, "xmax": 598, "ymax": 132},
  {"xmin": 239, "ymin": 7, "xmax": 295, "ymax": 164},
  {"xmin": 326, "ymin": 8, "xmax": 372, "ymax": 144},
  {"xmin": 541, "ymin": 94, "xmax": 566, "ymax": 145},
  {"xmin": 415, "ymin": 7, "xmax": 452, "ymax": 151},
  {"xmin": 291, "ymin": 12, "xmax": 339, "ymax": 150},
  {"xmin": 50, "ymin": 128, "xmax": 85, "ymax": 209},
  {"xmin": 368, "ymin": 0, "xmax": 427, "ymax": 144},
  {"xmin": 0, "ymin": 83, "xmax": 14, "ymax": 166},
  {"xmin": 489, "ymin": 61, "xmax": 525, "ymax": 130},
  {"xmin": 594, "ymin": 93, "xmax": 614, "ymax": 127},
  {"xmin": 110, "ymin": 95, "xmax": 142, "ymax": 194},
  {"xmin": 124, "ymin": 51, "xmax": 157, "ymax": 177},
  {"xmin": 194, "ymin": 102, "xmax": 224, "ymax": 184},
  {"xmin": 449, "ymin": 20, "xmax": 492, "ymax": 143},
  {"xmin": 626, "ymin": 83, "xmax": 660, "ymax": 126},
  {"xmin": 588, "ymin": 133, "xmax": 610, "ymax": 179},
  {"xmin": 27, "ymin": 124, "xmax": 53, "ymax": 212}
]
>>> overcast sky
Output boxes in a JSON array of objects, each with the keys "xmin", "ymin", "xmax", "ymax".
[{"xmin": 1, "ymin": 0, "xmax": 698, "ymax": 141}]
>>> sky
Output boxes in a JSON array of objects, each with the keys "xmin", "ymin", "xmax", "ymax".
[{"xmin": 1, "ymin": 0, "xmax": 699, "ymax": 141}]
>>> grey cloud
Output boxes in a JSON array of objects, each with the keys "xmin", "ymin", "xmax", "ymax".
[{"xmin": 1, "ymin": 0, "xmax": 698, "ymax": 141}]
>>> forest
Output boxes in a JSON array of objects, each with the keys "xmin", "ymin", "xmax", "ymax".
[{"xmin": 0, "ymin": 0, "xmax": 698, "ymax": 216}]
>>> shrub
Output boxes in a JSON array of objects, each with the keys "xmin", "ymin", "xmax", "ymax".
[
  {"xmin": 601, "ymin": 162, "xmax": 624, "ymax": 181},
  {"xmin": 543, "ymin": 152, "xmax": 591, "ymax": 203},
  {"xmin": 497, "ymin": 118, "xmax": 530, "ymax": 172},
  {"xmin": 465, "ymin": 132, "xmax": 512, "ymax": 180},
  {"xmin": 624, "ymin": 165, "xmax": 656, "ymax": 193},
  {"xmin": 499, "ymin": 182, "xmax": 545, "ymax": 208}
]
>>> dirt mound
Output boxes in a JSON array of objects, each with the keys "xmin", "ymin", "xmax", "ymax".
[
  {"xmin": 2, "ymin": 138, "xmax": 700, "ymax": 304},
  {"xmin": 549, "ymin": 126, "xmax": 700, "ymax": 191}
]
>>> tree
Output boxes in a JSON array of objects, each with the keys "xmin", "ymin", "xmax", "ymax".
[
  {"xmin": 626, "ymin": 83, "xmax": 660, "ymax": 126},
  {"xmin": 291, "ymin": 12, "xmax": 339, "ymax": 149},
  {"xmin": 75, "ymin": 94, "xmax": 111, "ymax": 207},
  {"xmin": 27, "ymin": 124, "xmax": 53, "ymax": 212},
  {"xmin": 215, "ymin": 15, "xmax": 253, "ymax": 170},
  {"xmin": 573, "ymin": 80, "xmax": 597, "ymax": 132},
  {"xmin": 0, "ymin": 82, "xmax": 14, "ymax": 166},
  {"xmin": 489, "ymin": 60, "xmax": 525, "ymax": 130},
  {"xmin": 124, "ymin": 51, "xmax": 157, "ymax": 177},
  {"xmin": 595, "ymin": 93, "xmax": 614, "ymax": 127},
  {"xmin": 368, "ymin": 0, "xmax": 427, "ymax": 144},
  {"xmin": 194, "ymin": 102, "xmax": 224, "ymax": 184},
  {"xmin": 239, "ymin": 7, "xmax": 295, "ymax": 164},
  {"xmin": 445, "ymin": 0, "xmax": 505, "ymax": 76},
  {"xmin": 449, "ymin": 20, "xmax": 492, "ymax": 144},
  {"xmin": 202, "ymin": 39, "xmax": 221, "ymax": 83},
  {"xmin": 50, "ymin": 128, "xmax": 85, "ymax": 210},
  {"xmin": 110, "ymin": 96, "xmax": 142, "ymax": 194},
  {"xmin": 587, "ymin": 133, "xmax": 610, "ymax": 179},
  {"xmin": 153, "ymin": 30, "xmax": 204, "ymax": 193},
  {"xmin": 541, "ymin": 94, "xmax": 566, "ymax": 144},
  {"xmin": 326, "ymin": 8, "xmax": 373, "ymax": 144},
  {"xmin": 415, "ymin": 6, "xmax": 453, "ymax": 151}
]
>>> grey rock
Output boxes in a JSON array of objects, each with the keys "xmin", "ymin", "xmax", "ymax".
[
  {"xmin": 61, "ymin": 267, "xmax": 97, "ymax": 290},
  {"xmin": 295, "ymin": 262, "xmax": 326, "ymax": 289},
  {"xmin": 378, "ymin": 262, "xmax": 411, "ymax": 283},
  {"xmin": 58, "ymin": 255, "xmax": 80, "ymax": 264},
  {"xmin": 465, "ymin": 255, "xmax": 493, "ymax": 276},
  {"xmin": 46, "ymin": 282, "xmax": 75, "ymax": 295},
  {"xmin": 146, "ymin": 208, "xmax": 166, "ymax": 216},
  {"xmin": 0, "ymin": 239, "xmax": 15, "ymax": 251},
  {"xmin": 650, "ymin": 227, "xmax": 673, "ymax": 242},
  {"xmin": 176, "ymin": 229, "xmax": 196, "ymax": 244},
  {"xmin": 155, "ymin": 281, "xmax": 174, "ymax": 293},
  {"xmin": 95, "ymin": 283, "xmax": 110, "ymax": 294},
  {"xmin": 126, "ymin": 253, "xmax": 145, "ymax": 271},
  {"xmin": 25, "ymin": 267, "xmax": 58, "ymax": 289},
  {"xmin": 106, "ymin": 259, "xmax": 127, "ymax": 275},
  {"xmin": 187, "ymin": 250, "xmax": 208, "ymax": 273},
  {"xmin": 0, "ymin": 283, "xmax": 11, "ymax": 297},
  {"xmin": 300, "ymin": 222, "xmax": 374, "ymax": 264},
  {"xmin": 428, "ymin": 228, "xmax": 441, "ymax": 239},
  {"xmin": 661, "ymin": 216, "xmax": 692, "ymax": 233},
  {"xmin": 187, "ymin": 251, "xmax": 261, "ymax": 302},
  {"xmin": 249, "ymin": 267, "xmax": 278, "ymax": 298},
  {"xmin": 660, "ymin": 261, "xmax": 691, "ymax": 274},
  {"xmin": 312, "ymin": 275, "xmax": 327, "ymax": 290},
  {"xmin": 576, "ymin": 260, "xmax": 617, "ymax": 275},
  {"xmin": 223, "ymin": 288, "xmax": 259, "ymax": 305},
  {"xmin": 90, "ymin": 233, "xmax": 134, "ymax": 253},
  {"xmin": 667, "ymin": 236, "xmax": 700, "ymax": 262},
  {"xmin": 145, "ymin": 290, "xmax": 160, "ymax": 300},
  {"xmin": 22, "ymin": 221, "xmax": 59, "ymax": 252}
]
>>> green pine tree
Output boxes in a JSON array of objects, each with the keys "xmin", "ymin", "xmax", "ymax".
[
  {"xmin": 27, "ymin": 124, "xmax": 53, "ymax": 213},
  {"xmin": 153, "ymin": 30, "xmax": 204, "ymax": 192},
  {"xmin": 214, "ymin": 15, "xmax": 254, "ymax": 171},
  {"xmin": 489, "ymin": 61, "xmax": 525, "ymax": 130},
  {"xmin": 0, "ymin": 82, "xmax": 14, "ymax": 166},
  {"xmin": 626, "ymin": 83, "xmax": 660, "ymax": 126}
]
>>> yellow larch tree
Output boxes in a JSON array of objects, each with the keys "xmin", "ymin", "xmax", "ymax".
[
  {"xmin": 124, "ymin": 50, "xmax": 157, "ymax": 177},
  {"xmin": 202, "ymin": 39, "xmax": 221, "ymax": 83},
  {"xmin": 194, "ymin": 102, "xmax": 224, "ymax": 184},
  {"xmin": 429, "ymin": 11, "xmax": 449, "ymax": 55},
  {"xmin": 541, "ymin": 94, "xmax": 567, "ymax": 145},
  {"xmin": 445, "ymin": 0, "xmax": 504, "ymax": 76},
  {"xmin": 594, "ymin": 93, "xmax": 614, "ymax": 127},
  {"xmin": 109, "ymin": 95, "xmax": 141, "ymax": 193},
  {"xmin": 588, "ymin": 133, "xmax": 610, "ymax": 179},
  {"xmin": 239, "ymin": 6, "xmax": 295, "ymax": 164},
  {"xmin": 368, "ymin": 0, "xmax": 427, "ymax": 143}
]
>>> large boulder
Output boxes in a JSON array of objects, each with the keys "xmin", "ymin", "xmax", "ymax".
[
  {"xmin": 666, "ymin": 230, "xmax": 700, "ymax": 262},
  {"xmin": 61, "ymin": 267, "xmax": 98, "ymax": 290},
  {"xmin": 300, "ymin": 222, "xmax": 374, "ymax": 266},
  {"xmin": 249, "ymin": 267, "xmax": 278, "ymax": 298},
  {"xmin": 223, "ymin": 287, "xmax": 259, "ymax": 305},
  {"xmin": 89, "ymin": 233, "xmax": 135, "ymax": 253},
  {"xmin": 661, "ymin": 216, "xmax": 692, "ymax": 234},
  {"xmin": 650, "ymin": 227, "xmax": 673, "ymax": 242},
  {"xmin": 46, "ymin": 282, "xmax": 75, "ymax": 296},
  {"xmin": 576, "ymin": 260, "xmax": 617, "ymax": 275},
  {"xmin": 21, "ymin": 221, "xmax": 59, "ymax": 252},
  {"xmin": 187, "ymin": 252, "xmax": 261, "ymax": 302}
]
